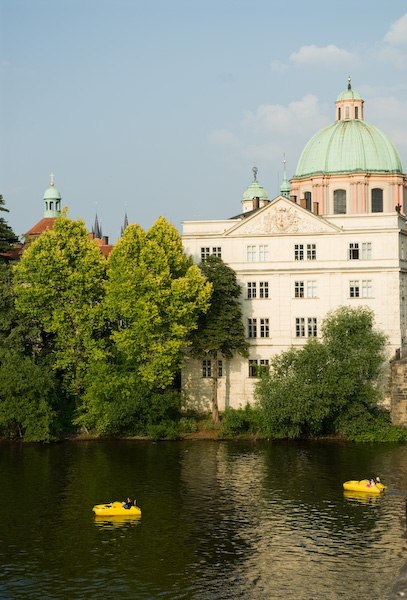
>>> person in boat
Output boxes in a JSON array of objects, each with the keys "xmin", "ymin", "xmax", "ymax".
[{"xmin": 122, "ymin": 497, "xmax": 137, "ymax": 509}]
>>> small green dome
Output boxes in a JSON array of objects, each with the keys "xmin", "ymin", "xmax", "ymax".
[
  {"xmin": 294, "ymin": 120, "xmax": 403, "ymax": 179},
  {"xmin": 243, "ymin": 180, "xmax": 268, "ymax": 202},
  {"xmin": 336, "ymin": 88, "xmax": 362, "ymax": 101},
  {"xmin": 44, "ymin": 186, "xmax": 61, "ymax": 200}
]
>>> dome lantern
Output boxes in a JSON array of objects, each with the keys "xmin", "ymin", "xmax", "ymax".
[
  {"xmin": 43, "ymin": 173, "xmax": 62, "ymax": 218},
  {"xmin": 335, "ymin": 77, "xmax": 364, "ymax": 121},
  {"xmin": 242, "ymin": 167, "xmax": 269, "ymax": 212}
]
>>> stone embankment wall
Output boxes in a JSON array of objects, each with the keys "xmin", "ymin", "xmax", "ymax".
[{"xmin": 390, "ymin": 358, "xmax": 407, "ymax": 427}]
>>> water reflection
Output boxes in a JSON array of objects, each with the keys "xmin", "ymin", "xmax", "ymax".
[
  {"xmin": 93, "ymin": 515, "xmax": 142, "ymax": 529},
  {"xmin": 1, "ymin": 440, "xmax": 407, "ymax": 599},
  {"xmin": 343, "ymin": 490, "xmax": 384, "ymax": 504}
]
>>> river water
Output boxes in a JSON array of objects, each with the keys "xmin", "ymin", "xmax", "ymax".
[{"xmin": 1, "ymin": 439, "xmax": 407, "ymax": 600}]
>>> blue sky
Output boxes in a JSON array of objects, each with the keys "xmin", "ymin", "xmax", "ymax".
[{"xmin": 2, "ymin": 0, "xmax": 407, "ymax": 241}]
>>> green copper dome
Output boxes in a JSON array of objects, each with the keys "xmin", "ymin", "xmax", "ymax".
[
  {"xmin": 43, "ymin": 186, "xmax": 61, "ymax": 200},
  {"xmin": 294, "ymin": 119, "xmax": 403, "ymax": 179},
  {"xmin": 336, "ymin": 88, "xmax": 362, "ymax": 101},
  {"xmin": 243, "ymin": 179, "xmax": 268, "ymax": 202}
]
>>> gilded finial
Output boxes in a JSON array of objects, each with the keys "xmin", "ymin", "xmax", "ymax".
[
  {"xmin": 252, "ymin": 166, "xmax": 258, "ymax": 181},
  {"xmin": 283, "ymin": 152, "xmax": 286, "ymax": 166},
  {"xmin": 50, "ymin": 172, "xmax": 54, "ymax": 187},
  {"xmin": 347, "ymin": 76, "xmax": 351, "ymax": 90}
]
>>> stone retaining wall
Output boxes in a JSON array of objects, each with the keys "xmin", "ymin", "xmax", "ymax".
[{"xmin": 390, "ymin": 358, "xmax": 407, "ymax": 427}]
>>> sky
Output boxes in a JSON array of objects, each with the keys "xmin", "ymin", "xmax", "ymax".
[{"xmin": 1, "ymin": 0, "xmax": 407, "ymax": 242}]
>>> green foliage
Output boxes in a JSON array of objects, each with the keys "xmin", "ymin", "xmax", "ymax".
[
  {"xmin": 189, "ymin": 255, "xmax": 248, "ymax": 423},
  {"xmin": 178, "ymin": 416, "xmax": 198, "ymax": 434},
  {"xmin": 0, "ymin": 195, "xmax": 19, "ymax": 259},
  {"xmin": 189, "ymin": 255, "xmax": 248, "ymax": 360},
  {"xmin": 256, "ymin": 306, "xmax": 390, "ymax": 441},
  {"xmin": 76, "ymin": 360, "xmax": 184, "ymax": 437},
  {"xmin": 13, "ymin": 211, "xmax": 107, "ymax": 399},
  {"xmin": 220, "ymin": 404, "xmax": 261, "ymax": 437},
  {"xmin": 104, "ymin": 219, "xmax": 211, "ymax": 390},
  {"xmin": 0, "ymin": 349, "xmax": 59, "ymax": 441}
]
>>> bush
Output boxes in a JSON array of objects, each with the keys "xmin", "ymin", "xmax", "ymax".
[{"xmin": 220, "ymin": 404, "xmax": 261, "ymax": 437}]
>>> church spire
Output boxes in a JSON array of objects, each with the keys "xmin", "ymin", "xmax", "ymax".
[
  {"xmin": 121, "ymin": 207, "xmax": 129, "ymax": 236},
  {"xmin": 92, "ymin": 206, "xmax": 102, "ymax": 239},
  {"xmin": 280, "ymin": 154, "xmax": 291, "ymax": 198}
]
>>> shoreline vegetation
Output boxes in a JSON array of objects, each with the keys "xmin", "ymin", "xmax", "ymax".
[{"xmin": 2, "ymin": 207, "xmax": 407, "ymax": 444}]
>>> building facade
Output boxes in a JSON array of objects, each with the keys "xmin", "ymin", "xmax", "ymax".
[{"xmin": 181, "ymin": 82, "xmax": 407, "ymax": 411}]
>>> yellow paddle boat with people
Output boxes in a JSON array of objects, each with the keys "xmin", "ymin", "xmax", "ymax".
[
  {"xmin": 93, "ymin": 498, "xmax": 141, "ymax": 517},
  {"xmin": 343, "ymin": 478, "xmax": 387, "ymax": 494}
]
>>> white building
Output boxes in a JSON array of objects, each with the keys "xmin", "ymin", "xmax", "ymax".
[{"xmin": 181, "ymin": 81, "xmax": 407, "ymax": 411}]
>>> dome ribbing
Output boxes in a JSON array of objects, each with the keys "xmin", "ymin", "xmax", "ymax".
[{"xmin": 294, "ymin": 119, "xmax": 403, "ymax": 179}]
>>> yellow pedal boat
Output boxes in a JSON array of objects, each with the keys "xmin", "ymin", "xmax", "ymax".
[
  {"xmin": 343, "ymin": 480, "xmax": 387, "ymax": 494},
  {"xmin": 92, "ymin": 501, "xmax": 142, "ymax": 517}
]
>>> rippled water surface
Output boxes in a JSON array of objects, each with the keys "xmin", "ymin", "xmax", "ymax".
[{"xmin": 1, "ymin": 440, "xmax": 407, "ymax": 599}]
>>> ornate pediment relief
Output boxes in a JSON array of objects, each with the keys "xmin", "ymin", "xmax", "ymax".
[{"xmin": 228, "ymin": 201, "xmax": 336, "ymax": 236}]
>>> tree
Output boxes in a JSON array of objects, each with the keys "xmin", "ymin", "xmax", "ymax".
[
  {"xmin": 13, "ymin": 210, "xmax": 107, "ymax": 401},
  {"xmin": 189, "ymin": 255, "xmax": 249, "ymax": 424},
  {"xmin": 0, "ymin": 263, "xmax": 61, "ymax": 441},
  {"xmin": 77, "ymin": 217, "xmax": 211, "ymax": 435},
  {"xmin": 256, "ymin": 306, "xmax": 389, "ymax": 439},
  {"xmin": 106, "ymin": 219, "xmax": 211, "ymax": 388},
  {"xmin": 0, "ymin": 195, "xmax": 19, "ymax": 260}
]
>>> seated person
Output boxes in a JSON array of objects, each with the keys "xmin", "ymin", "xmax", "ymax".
[{"xmin": 122, "ymin": 497, "xmax": 134, "ymax": 509}]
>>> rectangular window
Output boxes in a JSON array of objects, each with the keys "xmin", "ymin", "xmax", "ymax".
[
  {"xmin": 217, "ymin": 360, "xmax": 223, "ymax": 377},
  {"xmin": 202, "ymin": 360, "xmax": 211, "ymax": 378},
  {"xmin": 212, "ymin": 247, "xmax": 221, "ymax": 258},
  {"xmin": 307, "ymin": 281, "xmax": 317, "ymax": 298},
  {"xmin": 362, "ymin": 280, "xmax": 372, "ymax": 298},
  {"xmin": 295, "ymin": 281, "xmax": 304, "ymax": 298},
  {"xmin": 201, "ymin": 247, "xmax": 210, "ymax": 261},
  {"xmin": 260, "ymin": 318, "xmax": 269, "ymax": 338},
  {"xmin": 308, "ymin": 317, "xmax": 317, "ymax": 337},
  {"xmin": 259, "ymin": 245, "xmax": 269, "ymax": 262},
  {"xmin": 294, "ymin": 244, "xmax": 304, "ymax": 261},
  {"xmin": 259, "ymin": 281, "xmax": 269, "ymax": 298},
  {"xmin": 259, "ymin": 359, "xmax": 269, "ymax": 373},
  {"xmin": 349, "ymin": 243, "xmax": 359, "ymax": 260},
  {"xmin": 247, "ymin": 282, "xmax": 257, "ymax": 299},
  {"xmin": 248, "ymin": 318, "xmax": 257, "ymax": 338},
  {"xmin": 296, "ymin": 317, "xmax": 306, "ymax": 338},
  {"xmin": 249, "ymin": 359, "xmax": 258, "ymax": 377},
  {"xmin": 307, "ymin": 244, "xmax": 316, "ymax": 260},
  {"xmin": 247, "ymin": 246, "xmax": 257, "ymax": 262},
  {"xmin": 350, "ymin": 280, "xmax": 360, "ymax": 298},
  {"xmin": 362, "ymin": 242, "xmax": 372, "ymax": 259}
]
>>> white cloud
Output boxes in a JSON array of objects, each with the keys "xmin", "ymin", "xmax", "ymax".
[
  {"xmin": 384, "ymin": 13, "xmax": 407, "ymax": 46},
  {"xmin": 270, "ymin": 59, "xmax": 288, "ymax": 72},
  {"xmin": 242, "ymin": 94, "xmax": 329, "ymax": 138},
  {"xmin": 289, "ymin": 44, "xmax": 357, "ymax": 66},
  {"xmin": 378, "ymin": 14, "xmax": 407, "ymax": 69},
  {"xmin": 367, "ymin": 96, "xmax": 407, "ymax": 156}
]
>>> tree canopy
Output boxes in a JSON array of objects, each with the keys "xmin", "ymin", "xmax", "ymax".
[
  {"xmin": 256, "ymin": 306, "xmax": 392, "ymax": 440},
  {"xmin": 76, "ymin": 217, "xmax": 211, "ymax": 435},
  {"xmin": 13, "ymin": 210, "xmax": 107, "ymax": 399},
  {"xmin": 189, "ymin": 255, "xmax": 248, "ymax": 422},
  {"xmin": 0, "ymin": 195, "xmax": 19, "ymax": 260}
]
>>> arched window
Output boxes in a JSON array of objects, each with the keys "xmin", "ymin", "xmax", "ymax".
[
  {"xmin": 345, "ymin": 107, "xmax": 350, "ymax": 119},
  {"xmin": 50, "ymin": 201, "xmax": 54, "ymax": 210},
  {"xmin": 372, "ymin": 188, "xmax": 383, "ymax": 213},
  {"xmin": 304, "ymin": 191, "xmax": 312, "ymax": 211},
  {"xmin": 355, "ymin": 106, "xmax": 359, "ymax": 119},
  {"xmin": 338, "ymin": 107, "xmax": 341, "ymax": 120},
  {"xmin": 334, "ymin": 189, "xmax": 346, "ymax": 214}
]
